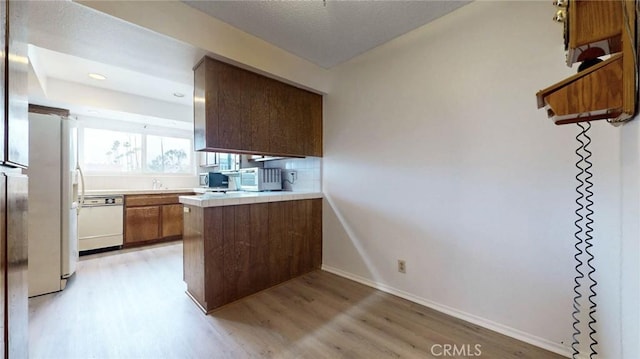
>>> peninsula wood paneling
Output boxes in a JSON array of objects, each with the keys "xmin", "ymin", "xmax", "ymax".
[
  {"xmin": 183, "ymin": 206, "xmax": 205, "ymax": 307},
  {"xmin": 222, "ymin": 205, "xmax": 237, "ymax": 303},
  {"xmin": 234, "ymin": 205, "xmax": 252, "ymax": 299},
  {"xmin": 203, "ymin": 207, "xmax": 224, "ymax": 310},
  {"xmin": 310, "ymin": 199, "xmax": 323, "ymax": 269},
  {"xmin": 268, "ymin": 201, "xmax": 287, "ymax": 287},
  {"xmin": 249, "ymin": 203, "xmax": 270, "ymax": 291},
  {"xmin": 183, "ymin": 199, "xmax": 322, "ymax": 313}
]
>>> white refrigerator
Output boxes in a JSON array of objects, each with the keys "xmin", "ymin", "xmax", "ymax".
[{"xmin": 26, "ymin": 112, "xmax": 84, "ymax": 297}]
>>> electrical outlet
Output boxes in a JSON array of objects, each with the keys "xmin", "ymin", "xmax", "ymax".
[
  {"xmin": 398, "ymin": 260, "xmax": 406, "ymax": 274},
  {"xmin": 285, "ymin": 170, "xmax": 297, "ymax": 183}
]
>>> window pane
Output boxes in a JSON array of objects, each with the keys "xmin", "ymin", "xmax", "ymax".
[
  {"xmin": 84, "ymin": 129, "xmax": 142, "ymax": 172},
  {"xmin": 146, "ymin": 135, "xmax": 191, "ymax": 173}
]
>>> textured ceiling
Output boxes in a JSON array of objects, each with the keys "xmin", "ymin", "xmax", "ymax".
[
  {"xmin": 24, "ymin": 0, "xmax": 470, "ymax": 122},
  {"xmin": 27, "ymin": 0, "xmax": 206, "ymax": 86},
  {"xmin": 182, "ymin": 0, "xmax": 470, "ymax": 69}
]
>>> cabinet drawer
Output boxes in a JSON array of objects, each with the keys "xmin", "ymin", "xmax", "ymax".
[{"xmin": 125, "ymin": 194, "xmax": 180, "ymax": 207}]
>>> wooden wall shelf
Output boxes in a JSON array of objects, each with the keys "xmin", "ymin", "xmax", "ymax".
[
  {"xmin": 536, "ymin": 0, "xmax": 636, "ymax": 125},
  {"xmin": 536, "ymin": 54, "xmax": 625, "ymax": 125}
]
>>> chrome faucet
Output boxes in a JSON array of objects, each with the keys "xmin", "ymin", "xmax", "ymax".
[{"xmin": 152, "ymin": 178, "xmax": 160, "ymax": 190}]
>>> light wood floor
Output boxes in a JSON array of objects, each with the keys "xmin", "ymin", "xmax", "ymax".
[{"xmin": 29, "ymin": 242, "xmax": 565, "ymax": 359}]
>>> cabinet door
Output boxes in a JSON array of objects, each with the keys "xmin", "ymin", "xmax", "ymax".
[
  {"xmin": 4, "ymin": 0, "xmax": 27, "ymax": 168},
  {"xmin": 305, "ymin": 92, "xmax": 323, "ymax": 157},
  {"xmin": 4, "ymin": 172, "xmax": 28, "ymax": 358},
  {"xmin": 217, "ymin": 63, "xmax": 244, "ymax": 151},
  {"xmin": 268, "ymin": 82, "xmax": 294, "ymax": 156},
  {"xmin": 269, "ymin": 82, "xmax": 313, "ymax": 157},
  {"xmin": 309, "ymin": 198, "xmax": 323, "ymax": 269},
  {"xmin": 161, "ymin": 204, "xmax": 184, "ymax": 238},
  {"xmin": 246, "ymin": 73, "xmax": 270, "ymax": 153},
  {"xmin": 125, "ymin": 206, "xmax": 160, "ymax": 243}
]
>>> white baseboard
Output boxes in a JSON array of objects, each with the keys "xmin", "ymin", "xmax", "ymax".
[{"xmin": 321, "ymin": 264, "xmax": 572, "ymax": 358}]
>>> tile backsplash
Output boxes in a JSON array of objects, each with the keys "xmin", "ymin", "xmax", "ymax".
[{"xmin": 264, "ymin": 157, "xmax": 322, "ymax": 192}]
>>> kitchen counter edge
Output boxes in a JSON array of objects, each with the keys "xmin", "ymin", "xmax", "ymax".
[{"xmin": 179, "ymin": 192, "xmax": 323, "ymax": 208}]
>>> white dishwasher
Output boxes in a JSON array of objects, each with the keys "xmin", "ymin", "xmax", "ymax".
[{"xmin": 78, "ymin": 195, "xmax": 124, "ymax": 254}]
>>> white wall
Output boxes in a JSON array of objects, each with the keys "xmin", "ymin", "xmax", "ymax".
[
  {"xmin": 324, "ymin": 1, "xmax": 625, "ymax": 357},
  {"xmin": 78, "ymin": 0, "xmax": 329, "ymax": 94},
  {"xmin": 621, "ymin": 119, "xmax": 640, "ymax": 359}
]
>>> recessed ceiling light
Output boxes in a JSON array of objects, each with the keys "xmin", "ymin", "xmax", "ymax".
[
  {"xmin": 88, "ymin": 73, "xmax": 107, "ymax": 80},
  {"xmin": 173, "ymin": 92, "xmax": 185, "ymax": 98}
]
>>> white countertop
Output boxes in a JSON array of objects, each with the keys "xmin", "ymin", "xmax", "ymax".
[
  {"xmin": 84, "ymin": 188, "xmax": 196, "ymax": 196},
  {"xmin": 179, "ymin": 191, "xmax": 323, "ymax": 207}
]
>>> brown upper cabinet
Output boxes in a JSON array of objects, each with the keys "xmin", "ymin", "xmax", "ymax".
[{"xmin": 193, "ymin": 56, "xmax": 322, "ymax": 157}]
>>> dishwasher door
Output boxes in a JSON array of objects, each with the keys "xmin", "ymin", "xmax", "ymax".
[{"xmin": 78, "ymin": 196, "xmax": 124, "ymax": 253}]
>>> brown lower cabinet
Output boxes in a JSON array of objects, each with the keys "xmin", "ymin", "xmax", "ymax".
[
  {"xmin": 125, "ymin": 206, "xmax": 161, "ymax": 244},
  {"xmin": 124, "ymin": 193, "xmax": 191, "ymax": 247},
  {"xmin": 183, "ymin": 199, "xmax": 322, "ymax": 312},
  {"xmin": 162, "ymin": 204, "xmax": 184, "ymax": 238}
]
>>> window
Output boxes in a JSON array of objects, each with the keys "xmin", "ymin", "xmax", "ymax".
[
  {"xmin": 80, "ymin": 120, "xmax": 194, "ymax": 175},
  {"xmin": 83, "ymin": 128, "xmax": 142, "ymax": 172},
  {"xmin": 146, "ymin": 135, "xmax": 192, "ymax": 173}
]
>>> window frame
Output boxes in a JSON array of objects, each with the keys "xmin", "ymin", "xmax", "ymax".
[{"xmin": 78, "ymin": 116, "xmax": 195, "ymax": 176}]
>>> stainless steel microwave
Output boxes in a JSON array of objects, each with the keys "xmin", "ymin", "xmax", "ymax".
[{"xmin": 238, "ymin": 168, "xmax": 282, "ymax": 192}]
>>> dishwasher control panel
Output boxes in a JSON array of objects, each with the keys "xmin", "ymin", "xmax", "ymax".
[{"xmin": 82, "ymin": 196, "xmax": 123, "ymax": 206}]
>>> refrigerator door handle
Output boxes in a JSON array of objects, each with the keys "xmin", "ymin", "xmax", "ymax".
[{"xmin": 77, "ymin": 165, "xmax": 86, "ymax": 214}]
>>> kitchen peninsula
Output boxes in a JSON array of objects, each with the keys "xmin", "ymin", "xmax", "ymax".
[{"xmin": 180, "ymin": 192, "xmax": 322, "ymax": 312}]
